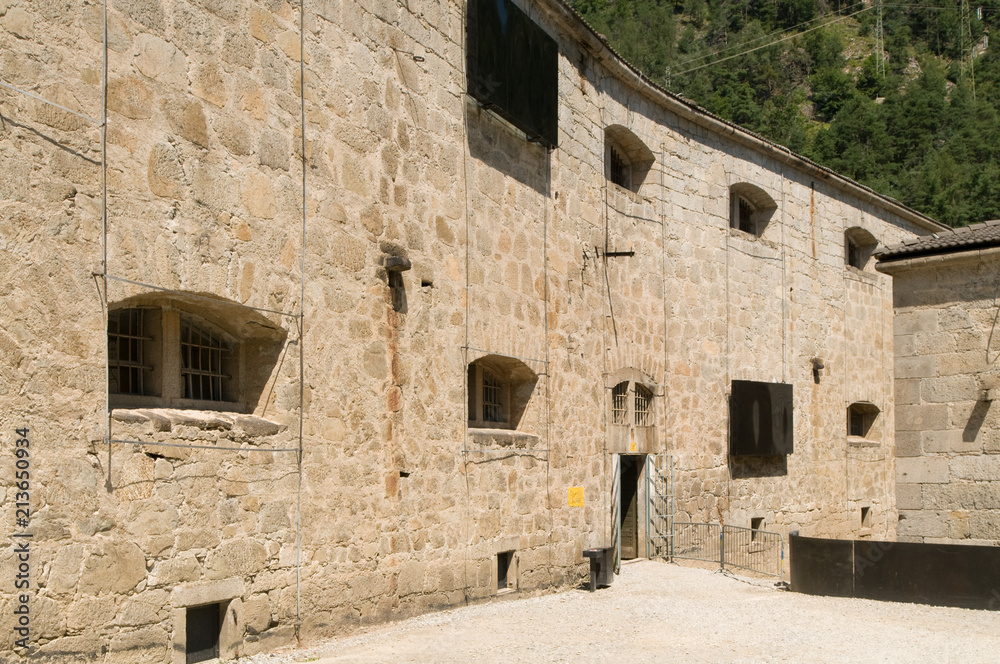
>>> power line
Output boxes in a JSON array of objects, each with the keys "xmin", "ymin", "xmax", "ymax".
[
  {"xmin": 671, "ymin": 6, "xmax": 873, "ymax": 77},
  {"xmin": 668, "ymin": 1, "xmax": 994, "ymax": 81},
  {"xmin": 670, "ymin": 7, "xmax": 872, "ymax": 71}
]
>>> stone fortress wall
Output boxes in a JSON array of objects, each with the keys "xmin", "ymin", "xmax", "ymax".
[
  {"xmin": 0, "ymin": 0, "xmax": 940, "ymax": 660},
  {"xmin": 882, "ymin": 249, "xmax": 1000, "ymax": 545}
]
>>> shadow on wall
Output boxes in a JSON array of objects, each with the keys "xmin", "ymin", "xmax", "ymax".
[
  {"xmin": 730, "ymin": 455, "xmax": 788, "ymax": 478},
  {"xmin": 465, "ymin": 97, "xmax": 550, "ymax": 195},
  {"xmin": 964, "ymin": 399, "xmax": 991, "ymax": 443}
]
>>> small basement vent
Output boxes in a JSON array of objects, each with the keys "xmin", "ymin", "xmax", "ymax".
[
  {"xmin": 186, "ymin": 603, "xmax": 222, "ymax": 664},
  {"xmin": 497, "ymin": 550, "xmax": 514, "ymax": 591},
  {"xmin": 751, "ymin": 517, "xmax": 765, "ymax": 541}
]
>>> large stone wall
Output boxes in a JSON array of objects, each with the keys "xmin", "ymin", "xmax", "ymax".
[
  {"xmin": 882, "ymin": 250, "xmax": 1000, "ymax": 545},
  {"xmin": 0, "ymin": 0, "xmax": 938, "ymax": 660}
]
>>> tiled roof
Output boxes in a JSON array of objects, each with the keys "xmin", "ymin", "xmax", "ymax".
[{"xmin": 876, "ymin": 220, "xmax": 1000, "ymax": 262}]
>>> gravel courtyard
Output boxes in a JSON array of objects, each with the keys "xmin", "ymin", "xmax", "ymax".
[{"xmin": 238, "ymin": 560, "xmax": 1000, "ymax": 663}]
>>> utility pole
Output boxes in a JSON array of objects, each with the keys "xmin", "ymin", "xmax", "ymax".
[
  {"xmin": 875, "ymin": 0, "xmax": 885, "ymax": 78},
  {"xmin": 961, "ymin": 0, "xmax": 977, "ymax": 98}
]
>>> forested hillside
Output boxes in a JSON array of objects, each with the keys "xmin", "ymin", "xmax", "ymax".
[{"xmin": 571, "ymin": 0, "xmax": 1000, "ymax": 227}]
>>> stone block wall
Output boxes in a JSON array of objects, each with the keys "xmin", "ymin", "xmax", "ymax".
[
  {"xmin": 885, "ymin": 253, "xmax": 1000, "ymax": 544},
  {"xmin": 0, "ymin": 0, "xmax": 938, "ymax": 660}
]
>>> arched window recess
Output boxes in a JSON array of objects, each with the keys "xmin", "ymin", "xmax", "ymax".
[
  {"xmin": 729, "ymin": 183, "xmax": 777, "ymax": 237},
  {"xmin": 604, "ymin": 125, "xmax": 655, "ymax": 194}
]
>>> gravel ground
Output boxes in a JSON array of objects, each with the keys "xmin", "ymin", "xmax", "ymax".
[{"xmin": 236, "ymin": 560, "xmax": 1000, "ymax": 663}]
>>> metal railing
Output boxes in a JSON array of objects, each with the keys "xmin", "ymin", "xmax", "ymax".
[
  {"xmin": 721, "ymin": 524, "xmax": 784, "ymax": 578},
  {"xmin": 668, "ymin": 522, "xmax": 784, "ymax": 579},
  {"xmin": 671, "ymin": 522, "xmax": 722, "ymax": 565}
]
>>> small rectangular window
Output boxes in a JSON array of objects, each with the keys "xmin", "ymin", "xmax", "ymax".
[
  {"xmin": 497, "ymin": 550, "xmax": 514, "ymax": 591},
  {"xmin": 608, "ymin": 145, "xmax": 631, "ymax": 189},
  {"xmin": 738, "ymin": 197, "xmax": 754, "ymax": 233},
  {"xmin": 861, "ymin": 505, "xmax": 871, "ymax": 529},
  {"xmin": 751, "ymin": 516, "xmax": 765, "ymax": 541}
]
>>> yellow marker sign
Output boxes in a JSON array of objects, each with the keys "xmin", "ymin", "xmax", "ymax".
[{"xmin": 568, "ymin": 487, "xmax": 584, "ymax": 507}]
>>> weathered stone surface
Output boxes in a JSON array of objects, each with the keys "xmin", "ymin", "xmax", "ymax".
[
  {"xmin": 950, "ymin": 455, "xmax": 1000, "ymax": 481},
  {"xmin": 895, "ymin": 483, "xmax": 922, "ymax": 510},
  {"xmin": 2, "ymin": 7, "xmax": 34, "ymax": 39},
  {"xmin": 107, "ymin": 75, "xmax": 155, "ymax": 119},
  {"xmin": 134, "ymin": 34, "xmax": 187, "ymax": 86},
  {"xmin": 2, "ymin": 0, "xmax": 937, "ymax": 659},
  {"xmin": 78, "ymin": 542, "xmax": 147, "ymax": 595},
  {"xmin": 117, "ymin": 589, "xmax": 169, "ymax": 626},
  {"xmin": 147, "ymin": 143, "xmax": 185, "ymax": 199},
  {"xmin": 172, "ymin": 578, "xmax": 245, "ymax": 607},
  {"xmin": 106, "ymin": 625, "xmax": 169, "ymax": 664},
  {"xmin": 896, "ymin": 457, "xmax": 949, "ymax": 484},
  {"xmin": 205, "ymin": 539, "xmax": 268, "ymax": 579}
]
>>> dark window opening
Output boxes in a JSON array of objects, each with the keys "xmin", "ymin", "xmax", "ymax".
[
  {"xmin": 737, "ymin": 196, "xmax": 755, "ymax": 233},
  {"xmin": 847, "ymin": 237, "xmax": 865, "ymax": 269},
  {"xmin": 186, "ymin": 603, "xmax": 222, "ymax": 664},
  {"xmin": 497, "ymin": 550, "xmax": 514, "ymax": 591},
  {"xmin": 861, "ymin": 506, "xmax": 871, "ymax": 529},
  {"xmin": 608, "ymin": 144, "xmax": 631, "ymax": 190},
  {"xmin": 847, "ymin": 402, "xmax": 879, "ymax": 438},
  {"xmin": 845, "ymin": 227, "xmax": 877, "ymax": 271},
  {"xmin": 728, "ymin": 184, "xmax": 777, "ymax": 237},
  {"xmin": 751, "ymin": 517, "xmax": 765, "ymax": 541},
  {"xmin": 467, "ymin": 356, "xmax": 538, "ymax": 430}
]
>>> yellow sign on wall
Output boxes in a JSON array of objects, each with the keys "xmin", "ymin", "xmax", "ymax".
[{"xmin": 568, "ymin": 486, "xmax": 584, "ymax": 507}]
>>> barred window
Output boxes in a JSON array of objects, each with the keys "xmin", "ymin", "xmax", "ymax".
[
  {"xmin": 467, "ymin": 355, "xmax": 538, "ymax": 430},
  {"xmin": 634, "ymin": 384, "xmax": 652, "ymax": 427},
  {"xmin": 107, "ymin": 299, "xmax": 283, "ymax": 412},
  {"xmin": 181, "ymin": 319, "xmax": 232, "ymax": 402},
  {"xmin": 733, "ymin": 196, "xmax": 755, "ymax": 234},
  {"xmin": 848, "ymin": 402, "xmax": 879, "ymax": 438},
  {"xmin": 845, "ymin": 227, "xmax": 877, "ymax": 271},
  {"xmin": 482, "ymin": 368, "xmax": 504, "ymax": 423},
  {"xmin": 607, "ymin": 144, "xmax": 631, "ymax": 190},
  {"xmin": 729, "ymin": 184, "xmax": 776, "ymax": 237},
  {"xmin": 108, "ymin": 308, "xmax": 152, "ymax": 396},
  {"xmin": 612, "ymin": 381, "xmax": 629, "ymax": 425}
]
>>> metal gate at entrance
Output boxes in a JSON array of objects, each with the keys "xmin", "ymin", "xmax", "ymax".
[
  {"xmin": 645, "ymin": 454, "xmax": 673, "ymax": 559},
  {"xmin": 611, "ymin": 454, "xmax": 674, "ymax": 572}
]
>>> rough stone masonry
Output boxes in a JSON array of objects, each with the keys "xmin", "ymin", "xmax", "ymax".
[{"xmin": 0, "ymin": 0, "xmax": 944, "ymax": 661}]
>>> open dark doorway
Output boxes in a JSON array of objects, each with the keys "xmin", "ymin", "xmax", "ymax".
[{"xmin": 619, "ymin": 455, "xmax": 642, "ymax": 560}]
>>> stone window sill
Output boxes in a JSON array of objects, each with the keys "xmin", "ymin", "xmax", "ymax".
[
  {"xmin": 111, "ymin": 408, "xmax": 285, "ymax": 437},
  {"xmin": 467, "ymin": 428, "xmax": 542, "ymax": 449},
  {"xmin": 847, "ymin": 436, "xmax": 880, "ymax": 448}
]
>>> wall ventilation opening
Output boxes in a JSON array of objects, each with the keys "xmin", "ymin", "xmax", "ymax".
[
  {"xmin": 750, "ymin": 517, "xmax": 765, "ymax": 541},
  {"xmin": 497, "ymin": 550, "xmax": 514, "ymax": 591},
  {"xmin": 186, "ymin": 602, "xmax": 223, "ymax": 664},
  {"xmin": 861, "ymin": 506, "xmax": 871, "ymax": 529}
]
